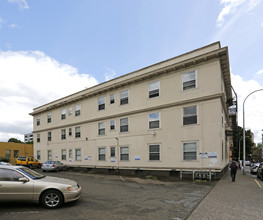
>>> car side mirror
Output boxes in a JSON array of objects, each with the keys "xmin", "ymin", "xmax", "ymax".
[{"xmin": 19, "ymin": 177, "xmax": 29, "ymax": 183}]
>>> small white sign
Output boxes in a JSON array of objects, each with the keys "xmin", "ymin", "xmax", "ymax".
[
  {"xmin": 110, "ymin": 157, "xmax": 116, "ymax": 162},
  {"xmin": 85, "ymin": 156, "xmax": 92, "ymax": 160},
  {"xmin": 135, "ymin": 155, "xmax": 140, "ymax": 160},
  {"xmin": 199, "ymin": 152, "xmax": 208, "ymax": 159},
  {"xmin": 55, "ymin": 155, "xmax": 58, "ymax": 158},
  {"xmin": 208, "ymin": 152, "xmax": 217, "ymax": 158}
]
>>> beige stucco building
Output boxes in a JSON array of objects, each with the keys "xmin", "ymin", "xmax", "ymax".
[{"xmin": 30, "ymin": 42, "xmax": 233, "ymax": 179}]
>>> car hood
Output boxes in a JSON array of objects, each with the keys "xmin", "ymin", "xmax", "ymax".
[{"xmin": 37, "ymin": 176, "xmax": 77, "ymax": 186}]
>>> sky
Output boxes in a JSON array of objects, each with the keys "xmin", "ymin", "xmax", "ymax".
[{"xmin": 0, "ymin": 0, "xmax": 263, "ymax": 143}]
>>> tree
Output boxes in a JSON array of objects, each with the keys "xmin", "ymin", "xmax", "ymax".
[{"xmin": 8, "ymin": 138, "xmax": 23, "ymax": 143}]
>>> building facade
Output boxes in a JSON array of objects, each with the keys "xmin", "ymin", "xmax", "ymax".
[
  {"xmin": 30, "ymin": 42, "xmax": 233, "ymax": 178},
  {"xmin": 24, "ymin": 133, "xmax": 33, "ymax": 143},
  {"xmin": 0, "ymin": 142, "xmax": 33, "ymax": 164}
]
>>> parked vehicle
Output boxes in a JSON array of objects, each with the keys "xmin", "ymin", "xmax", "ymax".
[
  {"xmin": 250, "ymin": 163, "xmax": 260, "ymax": 174},
  {"xmin": 0, "ymin": 161, "xmax": 11, "ymax": 166},
  {"xmin": 245, "ymin": 161, "xmax": 251, "ymax": 166},
  {"xmin": 16, "ymin": 156, "xmax": 41, "ymax": 168},
  {"xmin": 257, "ymin": 163, "xmax": 263, "ymax": 181},
  {"xmin": 41, "ymin": 161, "xmax": 66, "ymax": 172},
  {"xmin": 0, "ymin": 165, "xmax": 81, "ymax": 208}
]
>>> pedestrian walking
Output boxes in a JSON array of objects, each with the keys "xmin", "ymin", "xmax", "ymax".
[{"xmin": 230, "ymin": 160, "xmax": 238, "ymax": 182}]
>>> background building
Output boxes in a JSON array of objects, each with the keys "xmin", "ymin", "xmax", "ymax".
[
  {"xmin": 24, "ymin": 133, "xmax": 33, "ymax": 143},
  {"xmin": 0, "ymin": 142, "xmax": 33, "ymax": 164},
  {"xmin": 30, "ymin": 42, "xmax": 233, "ymax": 179}
]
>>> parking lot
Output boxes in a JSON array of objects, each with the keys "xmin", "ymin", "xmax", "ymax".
[{"xmin": 0, "ymin": 169, "xmax": 215, "ymax": 220}]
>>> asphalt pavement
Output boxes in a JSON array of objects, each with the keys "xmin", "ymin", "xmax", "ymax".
[{"xmin": 187, "ymin": 168, "xmax": 263, "ymax": 220}]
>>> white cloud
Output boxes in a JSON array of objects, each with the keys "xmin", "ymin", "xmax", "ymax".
[
  {"xmin": 256, "ymin": 69, "xmax": 263, "ymax": 75},
  {"xmin": 104, "ymin": 67, "xmax": 117, "ymax": 81},
  {"xmin": 0, "ymin": 17, "xmax": 4, "ymax": 28},
  {"xmin": 217, "ymin": 0, "xmax": 261, "ymax": 27},
  {"xmin": 0, "ymin": 50, "xmax": 98, "ymax": 142},
  {"xmin": 9, "ymin": 23, "xmax": 19, "ymax": 28},
  {"xmin": 8, "ymin": 0, "xmax": 29, "ymax": 10},
  {"xmin": 231, "ymin": 73, "xmax": 263, "ymax": 143}
]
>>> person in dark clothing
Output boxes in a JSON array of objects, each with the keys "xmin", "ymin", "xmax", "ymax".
[{"xmin": 230, "ymin": 161, "xmax": 238, "ymax": 182}]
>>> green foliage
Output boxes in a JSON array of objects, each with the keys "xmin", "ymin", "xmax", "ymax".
[
  {"xmin": 8, "ymin": 138, "xmax": 23, "ymax": 143},
  {"xmin": 0, "ymin": 157, "xmax": 10, "ymax": 162}
]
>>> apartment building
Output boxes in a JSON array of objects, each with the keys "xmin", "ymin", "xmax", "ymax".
[
  {"xmin": 24, "ymin": 133, "xmax": 33, "ymax": 143},
  {"xmin": 30, "ymin": 42, "xmax": 233, "ymax": 179}
]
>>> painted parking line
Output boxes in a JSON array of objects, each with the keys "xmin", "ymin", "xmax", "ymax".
[{"xmin": 254, "ymin": 179, "xmax": 263, "ymax": 189}]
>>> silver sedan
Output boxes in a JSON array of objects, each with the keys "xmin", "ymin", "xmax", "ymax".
[
  {"xmin": 41, "ymin": 161, "xmax": 66, "ymax": 172},
  {"xmin": 0, "ymin": 165, "xmax": 81, "ymax": 208}
]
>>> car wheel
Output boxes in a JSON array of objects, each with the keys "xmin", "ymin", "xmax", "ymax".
[
  {"xmin": 41, "ymin": 190, "xmax": 64, "ymax": 209},
  {"xmin": 42, "ymin": 170, "xmax": 46, "ymax": 172},
  {"xmin": 56, "ymin": 167, "xmax": 59, "ymax": 172}
]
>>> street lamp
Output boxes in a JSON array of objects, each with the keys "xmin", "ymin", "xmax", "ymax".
[{"xmin": 243, "ymin": 89, "xmax": 263, "ymax": 174}]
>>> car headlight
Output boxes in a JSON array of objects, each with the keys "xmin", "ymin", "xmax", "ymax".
[{"xmin": 67, "ymin": 185, "xmax": 79, "ymax": 191}]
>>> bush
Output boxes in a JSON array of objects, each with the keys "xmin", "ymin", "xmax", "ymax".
[{"xmin": 0, "ymin": 157, "xmax": 11, "ymax": 162}]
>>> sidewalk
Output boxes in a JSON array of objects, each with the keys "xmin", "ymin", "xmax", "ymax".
[{"xmin": 187, "ymin": 169, "xmax": 263, "ymax": 220}]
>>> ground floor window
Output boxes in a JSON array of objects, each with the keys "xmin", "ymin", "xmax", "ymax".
[
  {"xmin": 14, "ymin": 150, "xmax": 19, "ymax": 158},
  {"xmin": 120, "ymin": 147, "xmax": 129, "ymax": 161},
  {"xmin": 110, "ymin": 147, "xmax": 115, "ymax": 157},
  {"xmin": 37, "ymin": 150, "xmax": 41, "ymax": 160},
  {"xmin": 61, "ymin": 149, "xmax": 66, "ymax": 160},
  {"xmin": 69, "ymin": 149, "xmax": 73, "ymax": 159},
  {"xmin": 98, "ymin": 148, "xmax": 106, "ymax": 160},
  {"xmin": 183, "ymin": 142, "xmax": 197, "ymax": 160},
  {"xmin": 149, "ymin": 144, "xmax": 160, "ymax": 161},
  {"xmin": 47, "ymin": 150, "xmax": 52, "ymax": 160},
  {"xmin": 75, "ymin": 149, "xmax": 81, "ymax": 161}
]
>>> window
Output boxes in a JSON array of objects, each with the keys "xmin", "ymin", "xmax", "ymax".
[
  {"xmin": 61, "ymin": 109, "xmax": 66, "ymax": 120},
  {"xmin": 36, "ymin": 116, "xmax": 40, "ymax": 126},
  {"xmin": 120, "ymin": 90, "xmax": 129, "ymax": 105},
  {"xmin": 75, "ymin": 149, "xmax": 81, "ymax": 161},
  {"xmin": 61, "ymin": 129, "xmax": 66, "ymax": 140},
  {"xmin": 98, "ymin": 97, "xmax": 105, "ymax": 110},
  {"xmin": 149, "ymin": 81, "xmax": 160, "ymax": 98},
  {"xmin": 98, "ymin": 122, "xmax": 106, "ymax": 135},
  {"xmin": 37, "ymin": 150, "xmax": 41, "ymax": 160},
  {"xmin": 110, "ymin": 120, "xmax": 115, "ymax": 130},
  {"xmin": 183, "ymin": 142, "xmax": 197, "ymax": 160},
  {"xmin": 98, "ymin": 148, "xmax": 106, "ymax": 161},
  {"xmin": 47, "ymin": 113, "xmax": 51, "ymax": 123},
  {"xmin": 110, "ymin": 147, "xmax": 115, "ymax": 157},
  {"xmin": 149, "ymin": 145, "xmax": 160, "ymax": 161},
  {"xmin": 183, "ymin": 106, "xmax": 197, "ymax": 125},
  {"xmin": 75, "ymin": 104, "xmax": 81, "ymax": 116},
  {"xmin": 37, "ymin": 133, "xmax": 40, "ymax": 143},
  {"xmin": 61, "ymin": 149, "xmax": 66, "ymax": 160},
  {"xmin": 14, "ymin": 150, "xmax": 19, "ymax": 158},
  {"xmin": 0, "ymin": 169, "xmax": 24, "ymax": 181},
  {"xmin": 182, "ymin": 71, "xmax": 196, "ymax": 90},
  {"xmin": 75, "ymin": 126, "xmax": 81, "ymax": 138},
  {"xmin": 120, "ymin": 118, "xmax": 128, "ymax": 132},
  {"xmin": 69, "ymin": 128, "xmax": 72, "ymax": 136},
  {"xmin": 47, "ymin": 150, "xmax": 52, "ymax": 160},
  {"xmin": 110, "ymin": 94, "xmax": 115, "ymax": 104},
  {"xmin": 69, "ymin": 149, "xmax": 73, "ymax": 159},
  {"xmin": 149, "ymin": 112, "xmax": 160, "ymax": 129},
  {"xmin": 5, "ymin": 150, "xmax": 11, "ymax": 159},
  {"xmin": 68, "ymin": 107, "xmax": 72, "ymax": 115},
  {"xmin": 120, "ymin": 147, "xmax": 129, "ymax": 161},
  {"xmin": 47, "ymin": 131, "xmax": 52, "ymax": 141}
]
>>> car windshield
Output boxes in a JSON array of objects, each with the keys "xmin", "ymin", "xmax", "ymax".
[
  {"xmin": 18, "ymin": 167, "xmax": 45, "ymax": 179},
  {"xmin": 44, "ymin": 161, "xmax": 55, "ymax": 164}
]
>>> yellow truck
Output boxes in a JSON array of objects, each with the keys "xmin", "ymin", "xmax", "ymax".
[{"xmin": 16, "ymin": 156, "xmax": 41, "ymax": 168}]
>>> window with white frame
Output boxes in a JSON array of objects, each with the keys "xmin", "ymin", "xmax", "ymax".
[
  {"xmin": 182, "ymin": 71, "xmax": 196, "ymax": 90},
  {"xmin": 61, "ymin": 109, "xmax": 66, "ymax": 120},
  {"xmin": 110, "ymin": 94, "xmax": 115, "ymax": 104},
  {"xmin": 61, "ymin": 129, "xmax": 66, "ymax": 140},
  {"xmin": 47, "ymin": 113, "xmax": 51, "ymax": 123},
  {"xmin": 98, "ymin": 97, "xmax": 106, "ymax": 110},
  {"xmin": 149, "ymin": 112, "xmax": 160, "ymax": 129},
  {"xmin": 149, "ymin": 81, "xmax": 160, "ymax": 98},
  {"xmin": 98, "ymin": 148, "xmax": 106, "ymax": 160},
  {"xmin": 37, "ymin": 150, "xmax": 41, "ymax": 160},
  {"xmin": 75, "ymin": 126, "xmax": 81, "ymax": 138},
  {"xmin": 47, "ymin": 150, "xmax": 52, "ymax": 160},
  {"xmin": 69, "ymin": 149, "xmax": 73, "ymax": 159},
  {"xmin": 183, "ymin": 142, "xmax": 197, "ymax": 160},
  {"xmin": 110, "ymin": 147, "xmax": 115, "ymax": 157},
  {"xmin": 75, "ymin": 104, "xmax": 81, "ymax": 116},
  {"xmin": 98, "ymin": 122, "xmax": 106, "ymax": 135},
  {"xmin": 47, "ymin": 131, "xmax": 52, "ymax": 141},
  {"xmin": 183, "ymin": 106, "xmax": 197, "ymax": 125},
  {"xmin": 120, "ymin": 90, "xmax": 129, "ymax": 105},
  {"xmin": 120, "ymin": 118, "xmax": 128, "ymax": 132},
  {"xmin": 69, "ymin": 128, "xmax": 72, "ymax": 136},
  {"xmin": 68, "ymin": 107, "xmax": 72, "ymax": 115},
  {"xmin": 37, "ymin": 133, "xmax": 40, "ymax": 143},
  {"xmin": 61, "ymin": 149, "xmax": 66, "ymax": 160},
  {"xmin": 120, "ymin": 146, "xmax": 129, "ymax": 161},
  {"xmin": 36, "ymin": 116, "xmax": 40, "ymax": 126},
  {"xmin": 75, "ymin": 149, "xmax": 81, "ymax": 161},
  {"xmin": 110, "ymin": 120, "xmax": 115, "ymax": 130},
  {"xmin": 149, "ymin": 144, "xmax": 160, "ymax": 161}
]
